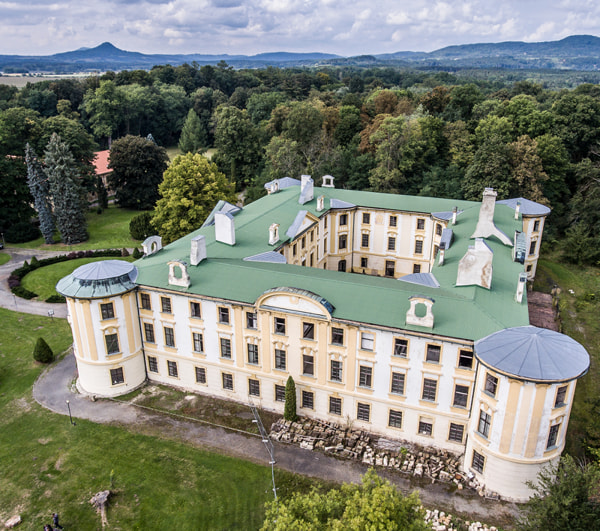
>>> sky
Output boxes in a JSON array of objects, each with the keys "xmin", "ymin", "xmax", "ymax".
[{"xmin": 0, "ymin": 0, "xmax": 599, "ymax": 57}]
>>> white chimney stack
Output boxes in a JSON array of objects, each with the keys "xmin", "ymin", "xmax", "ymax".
[
  {"xmin": 515, "ymin": 201, "xmax": 521, "ymax": 220},
  {"xmin": 215, "ymin": 212, "xmax": 236, "ymax": 246},
  {"xmin": 190, "ymin": 235, "xmax": 207, "ymax": 265},
  {"xmin": 322, "ymin": 175, "xmax": 335, "ymax": 188},
  {"xmin": 452, "ymin": 206, "xmax": 457, "ymax": 225},
  {"xmin": 515, "ymin": 272, "xmax": 527, "ymax": 303},
  {"xmin": 438, "ymin": 243, "xmax": 445, "ymax": 266},
  {"xmin": 317, "ymin": 195, "xmax": 325, "ymax": 212},
  {"xmin": 299, "ymin": 175, "xmax": 314, "ymax": 204},
  {"xmin": 269, "ymin": 223, "xmax": 280, "ymax": 246}
]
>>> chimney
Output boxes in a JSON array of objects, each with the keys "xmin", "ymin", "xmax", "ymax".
[
  {"xmin": 190, "ymin": 235, "xmax": 207, "ymax": 266},
  {"xmin": 268, "ymin": 180, "xmax": 280, "ymax": 194},
  {"xmin": 438, "ymin": 242, "xmax": 446, "ymax": 266},
  {"xmin": 215, "ymin": 212, "xmax": 236, "ymax": 246},
  {"xmin": 515, "ymin": 272, "xmax": 527, "ymax": 303},
  {"xmin": 142, "ymin": 235, "xmax": 162, "ymax": 256},
  {"xmin": 322, "ymin": 175, "xmax": 335, "ymax": 188},
  {"xmin": 471, "ymin": 188, "xmax": 513, "ymax": 246},
  {"xmin": 452, "ymin": 206, "xmax": 458, "ymax": 225},
  {"xmin": 269, "ymin": 223, "xmax": 280, "ymax": 246},
  {"xmin": 317, "ymin": 195, "xmax": 325, "ymax": 212},
  {"xmin": 515, "ymin": 201, "xmax": 521, "ymax": 220},
  {"xmin": 299, "ymin": 175, "xmax": 314, "ymax": 205},
  {"xmin": 456, "ymin": 238, "xmax": 494, "ymax": 289},
  {"xmin": 406, "ymin": 296, "xmax": 435, "ymax": 328}
]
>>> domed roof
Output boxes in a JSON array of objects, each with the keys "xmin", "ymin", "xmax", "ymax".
[
  {"xmin": 475, "ymin": 326, "xmax": 589, "ymax": 382},
  {"xmin": 56, "ymin": 260, "xmax": 138, "ymax": 299}
]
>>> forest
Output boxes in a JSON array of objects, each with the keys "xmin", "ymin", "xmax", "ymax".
[{"xmin": 1, "ymin": 62, "xmax": 600, "ymax": 263}]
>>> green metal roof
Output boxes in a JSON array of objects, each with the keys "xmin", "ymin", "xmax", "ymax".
[{"xmin": 134, "ymin": 186, "xmax": 530, "ymax": 342}]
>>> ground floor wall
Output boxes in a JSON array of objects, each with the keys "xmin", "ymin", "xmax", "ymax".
[{"xmin": 76, "ymin": 350, "xmax": 146, "ymax": 397}]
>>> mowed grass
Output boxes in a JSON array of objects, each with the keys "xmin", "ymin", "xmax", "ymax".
[
  {"xmin": 21, "ymin": 256, "xmax": 135, "ymax": 301},
  {"xmin": 0, "ymin": 252, "xmax": 10, "ymax": 266},
  {"xmin": 0, "ymin": 307, "xmax": 324, "ymax": 530},
  {"xmin": 8, "ymin": 204, "xmax": 148, "ymax": 251}
]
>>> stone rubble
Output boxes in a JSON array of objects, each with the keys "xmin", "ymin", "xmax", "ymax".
[
  {"xmin": 424, "ymin": 509, "xmax": 498, "ymax": 531},
  {"xmin": 3, "ymin": 515, "xmax": 21, "ymax": 529},
  {"xmin": 270, "ymin": 418, "xmax": 500, "ymax": 499}
]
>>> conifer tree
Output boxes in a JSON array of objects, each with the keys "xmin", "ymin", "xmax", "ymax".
[
  {"xmin": 45, "ymin": 133, "xmax": 88, "ymax": 244},
  {"xmin": 33, "ymin": 337, "xmax": 54, "ymax": 363},
  {"xmin": 284, "ymin": 376, "xmax": 298, "ymax": 422},
  {"xmin": 25, "ymin": 143, "xmax": 55, "ymax": 244},
  {"xmin": 178, "ymin": 108, "xmax": 206, "ymax": 153}
]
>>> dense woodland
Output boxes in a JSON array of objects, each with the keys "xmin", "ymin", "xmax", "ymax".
[{"xmin": 1, "ymin": 63, "xmax": 600, "ymax": 262}]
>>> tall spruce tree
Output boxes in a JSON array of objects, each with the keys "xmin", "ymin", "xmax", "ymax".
[
  {"xmin": 25, "ymin": 143, "xmax": 55, "ymax": 244},
  {"xmin": 284, "ymin": 376, "xmax": 298, "ymax": 422},
  {"xmin": 45, "ymin": 133, "xmax": 88, "ymax": 244},
  {"xmin": 178, "ymin": 108, "xmax": 206, "ymax": 153}
]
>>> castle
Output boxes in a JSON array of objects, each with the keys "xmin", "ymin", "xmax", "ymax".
[{"xmin": 57, "ymin": 176, "xmax": 589, "ymax": 501}]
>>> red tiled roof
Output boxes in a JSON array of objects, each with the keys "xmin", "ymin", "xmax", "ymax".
[{"xmin": 93, "ymin": 150, "xmax": 112, "ymax": 175}]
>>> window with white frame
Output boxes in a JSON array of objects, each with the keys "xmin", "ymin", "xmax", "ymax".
[
  {"xmin": 195, "ymin": 366, "xmax": 206, "ymax": 384},
  {"xmin": 220, "ymin": 338, "xmax": 232, "ymax": 359},
  {"xmin": 388, "ymin": 236, "xmax": 396, "ymax": 251},
  {"xmin": 247, "ymin": 343, "xmax": 259, "ymax": 364},
  {"xmin": 426, "ymin": 344, "xmax": 441, "ymax": 363},
  {"xmin": 144, "ymin": 323, "xmax": 155, "ymax": 343},
  {"xmin": 453, "ymin": 384, "xmax": 469, "ymax": 408},
  {"xmin": 458, "ymin": 349, "xmax": 473, "ymax": 369},
  {"xmin": 248, "ymin": 378, "xmax": 260, "ymax": 397},
  {"xmin": 301, "ymin": 390, "xmax": 314, "ymax": 409},
  {"xmin": 303, "ymin": 354, "xmax": 314, "ymax": 376},
  {"xmin": 329, "ymin": 396, "xmax": 342, "ymax": 415},
  {"xmin": 555, "ymin": 385, "xmax": 568, "ymax": 407},
  {"xmin": 246, "ymin": 312, "xmax": 257, "ymax": 329},
  {"xmin": 110, "ymin": 367, "xmax": 124, "ymax": 385},
  {"xmin": 190, "ymin": 301, "xmax": 201, "ymax": 318},
  {"xmin": 394, "ymin": 338, "xmax": 408, "ymax": 357},
  {"xmin": 478, "ymin": 410, "xmax": 491, "ymax": 438},
  {"xmin": 361, "ymin": 332, "xmax": 374, "ymax": 351},
  {"xmin": 303, "ymin": 322, "xmax": 315, "ymax": 340},
  {"xmin": 164, "ymin": 327, "xmax": 175, "ymax": 348},
  {"xmin": 485, "ymin": 373, "xmax": 498, "ymax": 397},
  {"xmin": 388, "ymin": 409, "xmax": 403, "ymax": 428},
  {"xmin": 547, "ymin": 424, "xmax": 560, "ymax": 449},
  {"xmin": 140, "ymin": 292, "xmax": 151, "ymax": 310},
  {"xmin": 274, "ymin": 317, "xmax": 286, "ymax": 335},
  {"xmin": 193, "ymin": 332, "xmax": 204, "ymax": 353},
  {"xmin": 472, "ymin": 450, "xmax": 485, "ymax": 473},
  {"xmin": 357, "ymin": 402, "xmax": 370, "ymax": 422},
  {"xmin": 147, "ymin": 356, "xmax": 158, "ymax": 373},
  {"xmin": 448, "ymin": 423, "xmax": 465, "ymax": 443},
  {"xmin": 167, "ymin": 360, "xmax": 178, "ymax": 378},
  {"xmin": 330, "ymin": 360, "xmax": 343, "ymax": 382},
  {"xmin": 391, "ymin": 372, "xmax": 405, "ymax": 395},
  {"xmin": 418, "ymin": 419, "xmax": 433, "ymax": 436},
  {"xmin": 105, "ymin": 333, "xmax": 120, "ymax": 354},
  {"xmin": 222, "ymin": 372, "xmax": 233, "ymax": 390},
  {"xmin": 275, "ymin": 349, "xmax": 286, "ymax": 370},
  {"xmin": 161, "ymin": 296, "xmax": 172, "ymax": 313},
  {"xmin": 100, "ymin": 302, "xmax": 115, "ymax": 320},
  {"xmin": 218, "ymin": 306, "xmax": 230, "ymax": 324},
  {"xmin": 422, "ymin": 378, "xmax": 437, "ymax": 401},
  {"xmin": 275, "ymin": 384, "xmax": 286, "ymax": 402},
  {"xmin": 359, "ymin": 366, "xmax": 372, "ymax": 388},
  {"xmin": 331, "ymin": 327, "xmax": 344, "ymax": 345}
]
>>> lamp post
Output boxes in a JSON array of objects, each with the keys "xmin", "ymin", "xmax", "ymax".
[{"xmin": 66, "ymin": 399, "xmax": 76, "ymax": 426}]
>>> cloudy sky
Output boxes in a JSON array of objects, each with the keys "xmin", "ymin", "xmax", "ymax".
[{"xmin": 0, "ymin": 0, "xmax": 598, "ymax": 57}]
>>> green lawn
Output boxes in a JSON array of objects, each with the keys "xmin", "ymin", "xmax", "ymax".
[
  {"xmin": 21, "ymin": 256, "xmax": 135, "ymax": 301},
  {"xmin": 8, "ymin": 205, "xmax": 147, "ymax": 251},
  {"xmin": 0, "ymin": 308, "xmax": 324, "ymax": 530},
  {"xmin": 0, "ymin": 252, "xmax": 10, "ymax": 266}
]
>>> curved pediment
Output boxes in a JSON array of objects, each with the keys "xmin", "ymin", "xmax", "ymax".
[{"xmin": 256, "ymin": 287, "xmax": 334, "ymax": 319}]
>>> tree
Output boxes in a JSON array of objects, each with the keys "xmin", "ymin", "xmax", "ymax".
[
  {"xmin": 82, "ymin": 79, "xmax": 124, "ymax": 145},
  {"xmin": 261, "ymin": 468, "xmax": 428, "ymax": 531},
  {"xmin": 108, "ymin": 135, "xmax": 169, "ymax": 210},
  {"xmin": 45, "ymin": 133, "xmax": 88, "ymax": 244},
  {"xmin": 178, "ymin": 108, "xmax": 206, "ymax": 153},
  {"xmin": 462, "ymin": 135, "xmax": 512, "ymax": 200},
  {"xmin": 517, "ymin": 455, "xmax": 600, "ymax": 531},
  {"xmin": 152, "ymin": 153, "xmax": 236, "ymax": 244},
  {"xmin": 25, "ymin": 144, "xmax": 55, "ymax": 244},
  {"xmin": 284, "ymin": 376, "xmax": 298, "ymax": 422},
  {"xmin": 33, "ymin": 337, "xmax": 54, "ymax": 363},
  {"xmin": 0, "ymin": 155, "xmax": 34, "ymax": 234}
]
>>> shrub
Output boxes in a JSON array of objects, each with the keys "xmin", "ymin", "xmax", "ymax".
[
  {"xmin": 129, "ymin": 211, "xmax": 154, "ymax": 241},
  {"xmin": 132, "ymin": 247, "xmax": 143, "ymax": 259},
  {"xmin": 30, "ymin": 256, "xmax": 39, "ymax": 267},
  {"xmin": 121, "ymin": 248, "xmax": 130, "ymax": 257},
  {"xmin": 45, "ymin": 294, "xmax": 66, "ymax": 303},
  {"xmin": 11, "ymin": 286, "xmax": 37, "ymax": 299},
  {"xmin": 284, "ymin": 376, "xmax": 298, "ymax": 422},
  {"xmin": 5, "ymin": 222, "xmax": 41, "ymax": 243},
  {"xmin": 96, "ymin": 207, "xmax": 103, "ymax": 215},
  {"xmin": 33, "ymin": 337, "xmax": 54, "ymax": 363}
]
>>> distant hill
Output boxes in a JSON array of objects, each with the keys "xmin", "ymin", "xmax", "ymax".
[{"xmin": 1, "ymin": 36, "xmax": 600, "ymax": 73}]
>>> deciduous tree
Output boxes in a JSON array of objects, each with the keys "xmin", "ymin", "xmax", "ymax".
[{"xmin": 178, "ymin": 108, "xmax": 206, "ymax": 153}]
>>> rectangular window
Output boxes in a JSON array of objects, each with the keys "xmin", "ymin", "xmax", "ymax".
[
  {"xmin": 391, "ymin": 372, "xmax": 405, "ymax": 395},
  {"xmin": 338, "ymin": 234, "xmax": 347, "ymax": 250},
  {"xmin": 394, "ymin": 338, "xmax": 408, "ymax": 357},
  {"xmin": 161, "ymin": 297, "xmax": 172, "ymax": 313},
  {"xmin": 140, "ymin": 293, "xmax": 151, "ymax": 310},
  {"xmin": 359, "ymin": 366, "xmax": 372, "ymax": 388},
  {"xmin": 331, "ymin": 327, "xmax": 344, "ymax": 345},
  {"xmin": 275, "ymin": 349, "xmax": 286, "ymax": 370},
  {"xmin": 247, "ymin": 344, "xmax": 259, "ymax": 364},
  {"xmin": 330, "ymin": 360, "xmax": 343, "ymax": 382},
  {"xmin": 458, "ymin": 349, "xmax": 474, "ymax": 369},
  {"xmin": 144, "ymin": 323, "xmax": 155, "ymax": 343},
  {"xmin": 389, "ymin": 409, "xmax": 403, "ymax": 428},
  {"xmin": 218, "ymin": 307, "xmax": 230, "ymax": 324},
  {"xmin": 249, "ymin": 378, "xmax": 260, "ymax": 397},
  {"xmin": 164, "ymin": 327, "xmax": 175, "ymax": 348},
  {"xmin": 357, "ymin": 402, "xmax": 370, "ymax": 422},
  {"xmin": 110, "ymin": 367, "xmax": 124, "ymax": 385},
  {"xmin": 361, "ymin": 233, "xmax": 369, "ymax": 247},
  {"xmin": 418, "ymin": 420, "xmax": 433, "ymax": 436},
  {"xmin": 362, "ymin": 212, "xmax": 370, "ymax": 224},
  {"xmin": 547, "ymin": 424, "xmax": 560, "ymax": 449},
  {"xmin": 417, "ymin": 218, "xmax": 425, "ymax": 230},
  {"xmin": 246, "ymin": 312, "xmax": 257, "ymax": 329},
  {"xmin": 187, "ymin": 302, "xmax": 200, "ymax": 319},
  {"xmin": 361, "ymin": 332, "xmax": 374, "ymax": 351},
  {"xmin": 100, "ymin": 302, "xmax": 115, "ymax": 320},
  {"xmin": 472, "ymin": 451, "xmax": 485, "ymax": 473},
  {"xmin": 329, "ymin": 396, "xmax": 342, "ymax": 415},
  {"xmin": 274, "ymin": 317, "xmax": 286, "ymax": 335},
  {"xmin": 310, "ymin": 253, "xmax": 314, "ymax": 267},
  {"xmin": 360, "ymin": 257, "xmax": 368, "ymax": 268},
  {"xmin": 449, "ymin": 423, "xmax": 465, "ymax": 443},
  {"xmin": 413, "ymin": 264, "xmax": 421, "ymax": 274},
  {"xmin": 192, "ymin": 332, "xmax": 204, "ymax": 353},
  {"xmin": 302, "ymin": 322, "xmax": 314, "ymax": 340},
  {"xmin": 388, "ymin": 236, "xmax": 396, "ymax": 251},
  {"xmin": 390, "ymin": 215, "xmax": 397, "ymax": 227},
  {"xmin": 555, "ymin": 385, "xmax": 568, "ymax": 407},
  {"xmin": 422, "ymin": 378, "xmax": 437, "ymax": 401},
  {"xmin": 339, "ymin": 213, "xmax": 348, "ymax": 226},
  {"xmin": 147, "ymin": 356, "xmax": 158, "ymax": 373},
  {"xmin": 436, "ymin": 223, "xmax": 443, "ymax": 236},
  {"xmin": 303, "ymin": 354, "xmax": 314, "ymax": 376},
  {"xmin": 167, "ymin": 360, "xmax": 178, "ymax": 378},
  {"xmin": 453, "ymin": 385, "xmax": 469, "ymax": 408},
  {"xmin": 385, "ymin": 260, "xmax": 395, "ymax": 277},
  {"xmin": 220, "ymin": 338, "xmax": 232, "ymax": 359},
  {"xmin": 529, "ymin": 240, "xmax": 537, "ymax": 255},
  {"xmin": 415, "ymin": 240, "xmax": 423, "ymax": 254},
  {"xmin": 301, "ymin": 236, "xmax": 306, "ymax": 249},
  {"xmin": 426, "ymin": 344, "xmax": 441, "ymax": 363},
  {"xmin": 195, "ymin": 366, "xmax": 206, "ymax": 384},
  {"xmin": 478, "ymin": 410, "xmax": 491, "ymax": 438},
  {"xmin": 485, "ymin": 373, "xmax": 498, "ymax": 397},
  {"xmin": 301, "ymin": 390, "xmax": 314, "ymax": 409},
  {"xmin": 293, "ymin": 244, "xmax": 297, "ymax": 256},
  {"xmin": 275, "ymin": 384, "xmax": 286, "ymax": 402},
  {"xmin": 105, "ymin": 333, "xmax": 120, "ymax": 354},
  {"xmin": 222, "ymin": 372, "xmax": 233, "ymax": 390},
  {"xmin": 533, "ymin": 220, "xmax": 540, "ymax": 232}
]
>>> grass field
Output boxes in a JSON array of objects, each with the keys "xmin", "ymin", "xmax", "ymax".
[
  {"xmin": 0, "ymin": 307, "xmax": 325, "ymax": 530},
  {"xmin": 21, "ymin": 256, "xmax": 135, "ymax": 301},
  {"xmin": 8, "ymin": 205, "xmax": 146, "ymax": 251},
  {"xmin": 0, "ymin": 252, "xmax": 10, "ymax": 266}
]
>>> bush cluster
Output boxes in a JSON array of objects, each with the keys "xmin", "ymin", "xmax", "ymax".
[
  {"xmin": 33, "ymin": 337, "xmax": 54, "ymax": 363},
  {"xmin": 5, "ymin": 222, "xmax": 41, "ymax": 243},
  {"xmin": 129, "ymin": 211, "xmax": 154, "ymax": 240}
]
